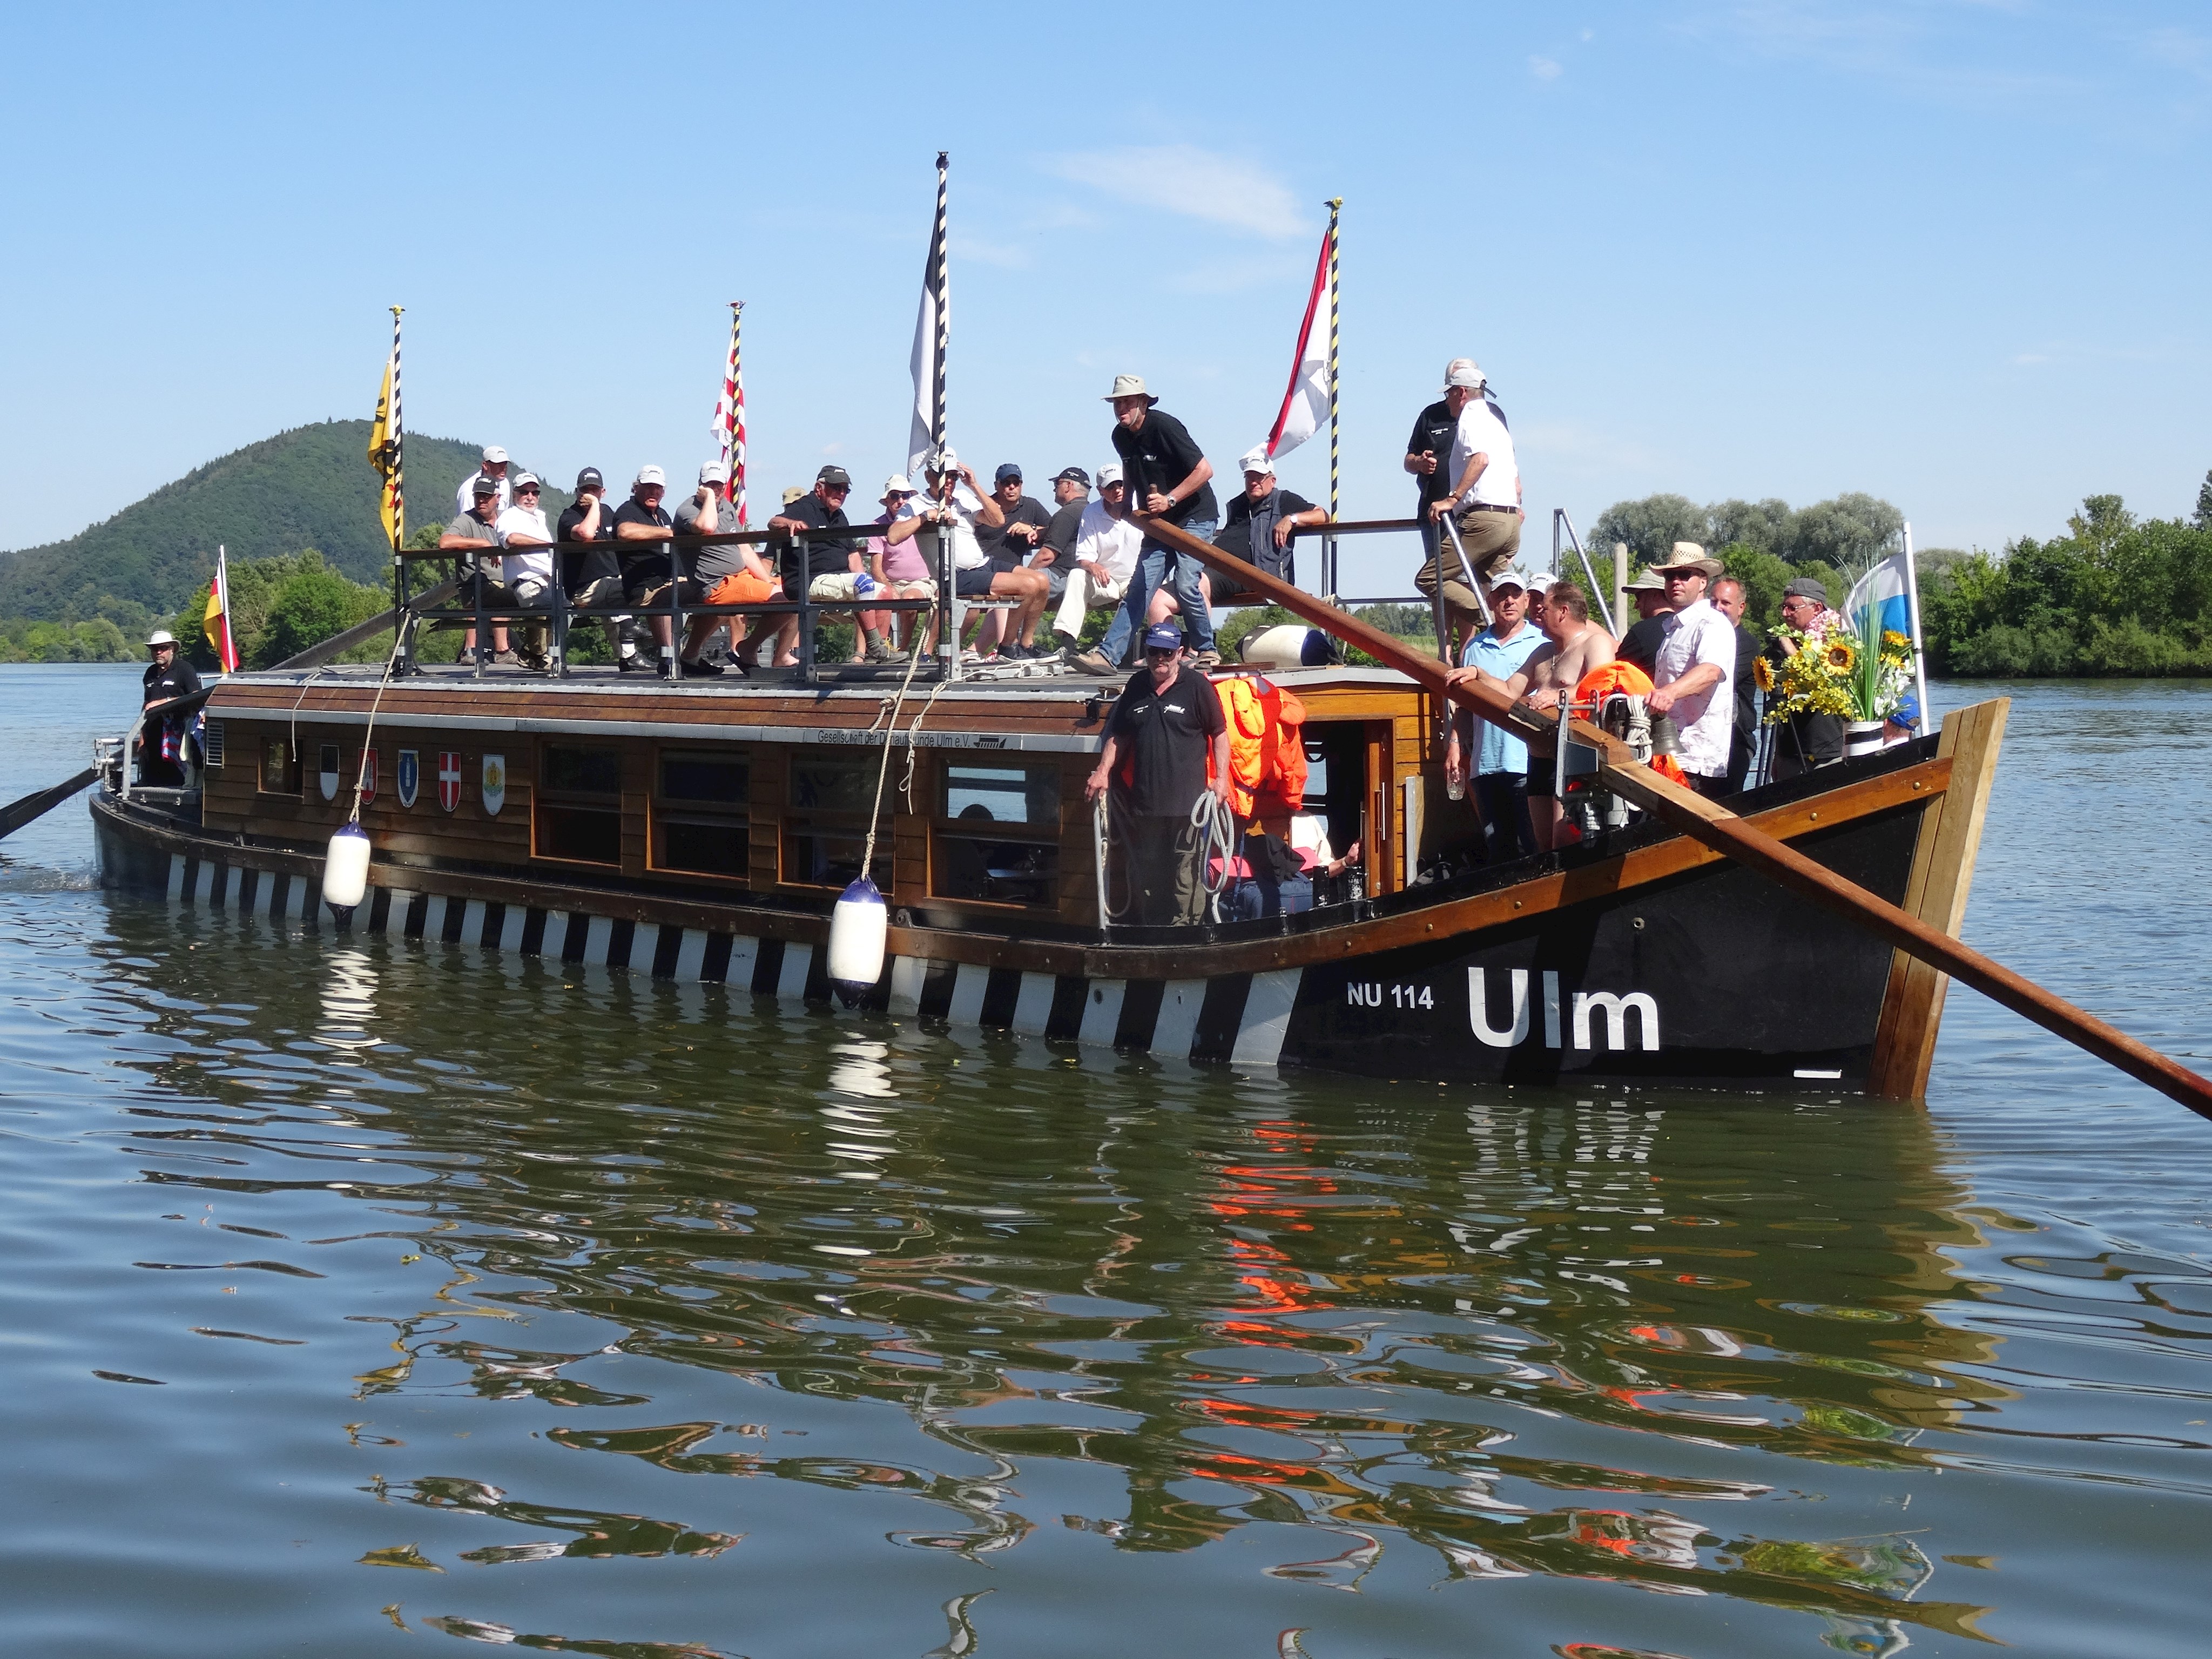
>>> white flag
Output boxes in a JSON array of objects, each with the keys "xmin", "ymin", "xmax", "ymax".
[
  {"xmin": 908, "ymin": 157, "xmax": 949, "ymax": 478},
  {"xmin": 1265, "ymin": 225, "xmax": 1334, "ymax": 458}
]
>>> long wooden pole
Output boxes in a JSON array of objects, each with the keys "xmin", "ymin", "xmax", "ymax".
[{"xmin": 1135, "ymin": 510, "xmax": 2212, "ymax": 1120}]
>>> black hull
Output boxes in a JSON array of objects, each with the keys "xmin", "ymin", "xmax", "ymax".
[{"xmin": 87, "ymin": 730, "xmax": 1954, "ymax": 1098}]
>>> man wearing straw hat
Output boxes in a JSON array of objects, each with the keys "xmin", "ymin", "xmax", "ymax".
[
  {"xmin": 1416, "ymin": 360, "xmax": 1522, "ymax": 656},
  {"xmin": 1645, "ymin": 543, "xmax": 1736, "ymax": 797},
  {"xmin": 1101, "ymin": 374, "xmax": 1220, "ymax": 668}
]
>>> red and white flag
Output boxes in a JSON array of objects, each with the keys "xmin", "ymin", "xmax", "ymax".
[
  {"xmin": 1264, "ymin": 225, "xmax": 1334, "ymax": 459},
  {"xmin": 201, "ymin": 545, "xmax": 240, "ymax": 673},
  {"xmin": 711, "ymin": 303, "xmax": 749, "ymax": 527}
]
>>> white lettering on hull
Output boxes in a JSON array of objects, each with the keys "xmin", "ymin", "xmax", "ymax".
[{"xmin": 1468, "ymin": 969, "xmax": 1661, "ymax": 1051}]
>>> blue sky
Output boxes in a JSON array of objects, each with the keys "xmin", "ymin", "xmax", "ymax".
[{"xmin": 2, "ymin": 1, "xmax": 2207, "ymax": 595}]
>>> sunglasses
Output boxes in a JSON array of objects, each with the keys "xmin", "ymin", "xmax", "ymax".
[{"xmin": 516, "ymin": 485, "xmax": 541, "ymax": 495}]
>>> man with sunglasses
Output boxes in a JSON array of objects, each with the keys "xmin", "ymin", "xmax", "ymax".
[
  {"xmin": 495, "ymin": 473, "xmax": 557, "ymax": 670},
  {"xmin": 1644, "ymin": 544, "xmax": 1736, "ymax": 798},
  {"xmin": 1084, "ymin": 624, "xmax": 1230, "ymax": 926},
  {"xmin": 767, "ymin": 465, "xmax": 864, "ymax": 669}
]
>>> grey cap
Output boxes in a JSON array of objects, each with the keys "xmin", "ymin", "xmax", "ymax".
[
  {"xmin": 1625, "ymin": 568, "xmax": 1668, "ymax": 593},
  {"xmin": 1784, "ymin": 576, "xmax": 1830, "ymax": 605}
]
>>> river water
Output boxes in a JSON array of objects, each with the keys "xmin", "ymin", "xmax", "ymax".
[{"xmin": 3, "ymin": 664, "xmax": 2207, "ymax": 1659}]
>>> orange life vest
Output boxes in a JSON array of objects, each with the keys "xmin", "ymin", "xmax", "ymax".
[
  {"xmin": 1569, "ymin": 660, "xmax": 1688, "ymax": 786},
  {"xmin": 1204, "ymin": 672, "xmax": 1310, "ymax": 821}
]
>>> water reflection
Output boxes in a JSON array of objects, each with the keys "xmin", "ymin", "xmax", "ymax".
[{"xmin": 21, "ymin": 888, "xmax": 2212, "ymax": 1656}]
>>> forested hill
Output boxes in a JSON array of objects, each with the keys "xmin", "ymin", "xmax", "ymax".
[{"xmin": 0, "ymin": 422, "xmax": 496, "ymax": 623}]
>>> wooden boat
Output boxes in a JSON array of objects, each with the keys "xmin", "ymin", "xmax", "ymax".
[{"xmin": 88, "ymin": 650, "xmax": 2007, "ymax": 1097}]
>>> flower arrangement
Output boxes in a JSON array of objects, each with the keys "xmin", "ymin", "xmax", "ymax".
[{"xmin": 1764, "ymin": 608, "xmax": 1914, "ymax": 725}]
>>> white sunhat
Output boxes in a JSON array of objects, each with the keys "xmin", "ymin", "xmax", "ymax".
[
  {"xmin": 146, "ymin": 629, "xmax": 176, "ymax": 647},
  {"xmin": 881, "ymin": 473, "xmax": 914, "ymax": 497},
  {"xmin": 1102, "ymin": 373, "xmax": 1159, "ymax": 404}
]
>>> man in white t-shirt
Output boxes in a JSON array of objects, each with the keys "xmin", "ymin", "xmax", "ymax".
[
  {"xmin": 919, "ymin": 449, "xmax": 1047, "ymax": 660},
  {"xmin": 1415, "ymin": 359, "xmax": 1523, "ymax": 658},
  {"xmin": 494, "ymin": 473, "xmax": 557, "ymax": 670},
  {"xmin": 456, "ymin": 445, "xmax": 512, "ymax": 516},
  {"xmin": 1056, "ymin": 464, "xmax": 1145, "ymax": 673},
  {"xmin": 1645, "ymin": 544, "xmax": 1736, "ymax": 797}
]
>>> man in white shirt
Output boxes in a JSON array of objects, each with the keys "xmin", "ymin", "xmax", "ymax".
[
  {"xmin": 494, "ymin": 473, "xmax": 556, "ymax": 670},
  {"xmin": 456, "ymin": 445, "xmax": 512, "ymax": 516},
  {"xmin": 1057, "ymin": 464, "xmax": 1145, "ymax": 673},
  {"xmin": 1415, "ymin": 360, "xmax": 1523, "ymax": 659},
  {"xmin": 919, "ymin": 449, "xmax": 1047, "ymax": 660},
  {"xmin": 1645, "ymin": 544, "xmax": 1736, "ymax": 797}
]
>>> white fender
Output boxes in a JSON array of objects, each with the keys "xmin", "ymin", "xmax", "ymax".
[
  {"xmin": 827, "ymin": 876, "xmax": 888, "ymax": 1007},
  {"xmin": 322, "ymin": 822, "xmax": 373, "ymax": 924},
  {"xmin": 1237, "ymin": 625, "xmax": 1331, "ymax": 669}
]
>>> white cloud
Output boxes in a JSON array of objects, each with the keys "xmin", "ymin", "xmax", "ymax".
[
  {"xmin": 1043, "ymin": 145, "xmax": 1310, "ymax": 240},
  {"xmin": 1529, "ymin": 55, "xmax": 1563, "ymax": 80}
]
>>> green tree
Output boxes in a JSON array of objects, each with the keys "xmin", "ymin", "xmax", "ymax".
[
  {"xmin": 1775, "ymin": 493, "xmax": 1903, "ymax": 571},
  {"xmin": 2195, "ymin": 468, "xmax": 2212, "ymax": 531},
  {"xmin": 1588, "ymin": 493, "xmax": 1707, "ymax": 567}
]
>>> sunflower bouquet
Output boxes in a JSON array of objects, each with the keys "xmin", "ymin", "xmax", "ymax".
[{"xmin": 1762, "ymin": 608, "xmax": 1914, "ymax": 725}]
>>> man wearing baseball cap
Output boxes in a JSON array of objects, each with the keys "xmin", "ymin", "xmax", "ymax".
[
  {"xmin": 1102, "ymin": 374, "xmax": 1221, "ymax": 668},
  {"xmin": 1205, "ymin": 446, "xmax": 1326, "ymax": 605},
  {"xmin": 977, "ymin": 463, "xmax": 1056, "ymax": 658},
  {"xmin": 1055, "ymin": 464, "xmax": 1144, "ymax": 672},
  {"xmin": 1083, "ymin": 622, "xmax": 1230, "ymax": 925},
  {"xmin": 613, "ymin": 466, "xmax": 689, "ymax": 677},
  {"xmin": 1038, "ymin": 466, "xmax": 1092, "ymax": 579},
  {"xmin": 455, "ymin": 445, "xmax": 512, "ymax": 516},
  {"xmin": 672, "ymin": 461, "xmax": 774, "ymax": 675},
  {"xmin": 440, "ymin": 474, "xmax": 514, "ymax": 665},
  {"xmin": 557, "ymin": 468, "xmax": 646, "ymax": 672},
  {"xmin": 1417, "ymin": 359, "xmax": 1523, "ymax": 659}
]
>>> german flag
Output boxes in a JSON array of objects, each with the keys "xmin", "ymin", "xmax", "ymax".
[{"xmin": 202, "ymin": 547, "xmax": 239, "ymax": 672}]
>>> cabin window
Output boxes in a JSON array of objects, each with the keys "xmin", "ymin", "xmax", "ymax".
[
  {"xmin": 931, "ymin": 760, "xmax": 1061, "ymax": 907},
  {"xmin": 653, "ymin": 748, "xmax": 750, "ymax": 880},
  {"xmin": 782, "ymin": 753, "xmax": 887, "ymax": 889},
  {"xmin": 259, "ymin": 737, "xmax": 299, "ymax": 795},
  {"xmin": 535, "ymin": 742, "xmax": 623, "ymax": 867}
]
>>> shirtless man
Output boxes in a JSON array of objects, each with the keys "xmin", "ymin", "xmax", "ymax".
[{"xmin": 1446, "ymin": 581, "xmax": 1614, "ymax": 850}]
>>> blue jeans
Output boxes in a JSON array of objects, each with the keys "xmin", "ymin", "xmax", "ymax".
[{"xmin": 1097, "ymin": 520, "xmax": 1218, "ymax": 663}]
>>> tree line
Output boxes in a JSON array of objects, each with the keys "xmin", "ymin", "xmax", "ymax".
[{"xmin": 1588, "ymin": 474, "xmax": 2212, "ymax": 677}]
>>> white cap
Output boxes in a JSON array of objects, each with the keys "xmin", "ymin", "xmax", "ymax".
[
  {"xmin": 510, "ymin": 471, "xmax": 539, "ymax": 492},
  {"xmin": 882, "ymin": 473, "xmax": 914, "ymax": 497},
  {"xmin": 1098, "ymin": 463, "xmax": 1124, "ymax": 487},
  {"xmin": 482, "ymin": 446, "xmax": 509, "ymax": 464},
  {"xmin": 635, "ymin": 464, "xmax": 666, "ymax": 487},
  {"xmin": 1444, "ymin": 358, "xmax": 1485, "ymax": 390},
  {"xmin": 698, "ymin": 461, "xmax": 729, "ymax": 485},
  {"xmin": 146, "ymin": 629, "xmax": 176, "ymax": 647},
  {"xmin": 1237, "ymin": 446, "xmax": 1274, "ymax": 476},
  {"xmin": 927, "ymin": 447, "xmax": 959, "ymax": 474}
]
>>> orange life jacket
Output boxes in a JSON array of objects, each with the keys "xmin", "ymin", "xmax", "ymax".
[
  {"xmin": 1204, "ymin": 672, "xmax": 1310, "ymax": 821},
  {"xmin": 1208, "ymin": 675, "xmax": 1269, "ymax": 818},
  {"xmin": 1568, "ymin": 660, "xmax": 1688, "ymax": 785}
]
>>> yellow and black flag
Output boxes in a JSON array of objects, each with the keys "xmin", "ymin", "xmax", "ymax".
[{"xmin": 368, "ymin": 306, "xmax": 404, "ymax": 550}]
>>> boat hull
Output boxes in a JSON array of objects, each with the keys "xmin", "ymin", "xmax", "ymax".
[{"xmin": 87, "ymin": 746, "xmax": 1951, "ymax": 1095}]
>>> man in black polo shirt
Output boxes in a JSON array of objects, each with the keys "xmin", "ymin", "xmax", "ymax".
[
  {"xmin": 1102, "ymin": 374, "xmax": 1220, "ymax": 668},
  {"xmin": 767, "ymin": 465, "xmax": 862, "ymax": 668},
  {"xmin": 613, "ymin": 466, "xmax": 689, "ymax": 678},
  {"xmin": 1084, "ymin": 624, "xmax": 1230, "ymax": 926},
  {"xmin": 139, "ymin": 629, "xmax": 203, "ymax": 786},
  {"xmin": 978, "ymin": 463, "xmax": 1055, "ymax": 657},
  {"xmin": 557, "ymin": 467, "xmax": 646, "ymax": 673}
]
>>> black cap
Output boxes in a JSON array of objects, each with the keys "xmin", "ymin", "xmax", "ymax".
[
  {"xmin": 575, "ymin": 467, "xmax": 604, "ymax": 492},
  {"xmin": 1051, "ymin": 466, "xmax": 1090, "ymax": 487},
  {"xmin": 994, "ymin": 463, "xmax": 1023, "ymax": 485},
  {"xmin": 471, "ymin": 476, "xmax": 500, "ymax": 497},
  {"xmin": 817, "ymin": 464, "xmax": 852, "ymax": 488}
]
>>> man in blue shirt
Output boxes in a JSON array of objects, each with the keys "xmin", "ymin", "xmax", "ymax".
[{"xmin": 1442, "ymin": 568, "xmax": 1546, "ymax": 860}]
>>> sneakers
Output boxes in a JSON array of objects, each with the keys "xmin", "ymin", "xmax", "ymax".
[
  {"xmin": 1065, "ymin": 646, "xmax": 1117, "ymax": 676},
  {"xmin": 865, "ymin": 638, "xmax": 900, "ymax": 664},
  {"xmin": 996, "ymin": 640, "xmax": 1034, "ymax": 662},
  {"xmin": 1193, "ymin": 648, "xmax": 1222, "ymax": 669},
  {"xmin": 492, "ymin": 649, "xmax": 522, "ymax": 666}
]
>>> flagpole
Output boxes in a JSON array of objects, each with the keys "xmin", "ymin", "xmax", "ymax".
[
  {"xmin": 1324, "ymin": 197, "xmax": 1341, "ymax": 601},
  {"xmin": 1903, "ymin": 521, "xmax": 1933, "ymax": 732},
  {"xmin": 385, "ymin": 305, "xmax": 406, "ymax": 666},
  {"xmin": 931, "ymin": 151, "xmax": 955, "ymax": 680}
]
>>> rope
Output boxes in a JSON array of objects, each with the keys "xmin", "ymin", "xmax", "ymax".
[
  {"xmin": 345, "ymin": 626, "xmax": 410, "ymax": 826},
  {"xmin": 1190, "ymin": 787, "xmax": 1238, "ymax": 921},
  {"xmin": 859, "ymin": 626, "xmax": 931, "ymax": 882}
]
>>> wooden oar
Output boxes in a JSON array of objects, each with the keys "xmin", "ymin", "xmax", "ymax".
[
  {"xmin": 0, "ymin": 767, "xmax": 99, "ymax": 842},
  {"xmin": 1135, "ymin": 510, "xmax": 2212, "ymax": 1119}
]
